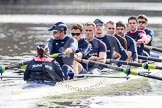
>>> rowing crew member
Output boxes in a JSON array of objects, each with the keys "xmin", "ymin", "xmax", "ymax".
[
  {"xmin": 127, "ymin": 16, "xmax": 147, "ymax": 62},
  {"xmin": 24, "ymin": 45, "xmax": 64, "ymax": 83},
  {"xmin": 46, "ymin": 22, "xmax": 78, "ymax": 80},
  {"xmin": 93, "ymin": 19, "xmax": 128, "ymax": 61},
  {"xmin": 84, "ymin": 22, "xmax": 107, "ymax": 74},
  {"xmin": 137, "ymin": 14, "xmax": 154, "ymax": 56},
  {"xmin": 116, "ymin": 21, "xmax": 138, "ymax": 62},
  {"xmin": 105, "ymin": 20, "xmax": 127, "ymax": 50},
  {"xmin": 71, "ymin": 24, "xmax": 91, "ymax": 74}
]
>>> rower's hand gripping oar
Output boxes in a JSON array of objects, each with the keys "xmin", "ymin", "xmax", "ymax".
[
  {"xmin": 76, "ymin": 58, "xmax": 162, "ymax": 81},
  {"xmin": 50, "ymin": 52, "xmax": 68, "ymax": 58}
]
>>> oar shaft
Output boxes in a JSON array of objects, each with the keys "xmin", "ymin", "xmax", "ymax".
[
  {"xmin": 106, "ymin": 59, "xmax": 142, "ymax": 67},
  {"xmin": 155, "ymin": 66, "xmax": 162, "ymax": 70},
  {"xmin": 75, "ymin": 74, "xmax": 129, "ymax": 79},
  {"xmin": 5, "ymin": 60, "xmax": 30, "ymax": 70},
  {"xmin": 138, "ymin": 55, "xmax": 162, "ymax": 62},
  {"xmin": 0, "ymin": 76, "xmax": 23, "ymax": 79},
  {"xmin": 107, "ymin": 59, "xmax": 162, "ymax": 70},
  {"xmin": 138, "ymin": 73, "xmax": 162, "ymax": 81},
  {"xmin": 76, "ymin": 59, "xmax": 129, "ymax": 74},
  {"xmin": 0, "ymin": 52, "xmax": 67, "ymax": 73},
  {"xmin": 76, "ymin": 59, "xmax": 162, "ymax": 81},
  {"xmin": 144, "ymin": 45, "xmax": 162, "ymax": 53}
]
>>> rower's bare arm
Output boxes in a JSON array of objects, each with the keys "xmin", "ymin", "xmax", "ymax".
[
  {"xmin": 88, "ymin": 52, "xmax": 106, "ymax": 63},
  {"xmin": 113, "ymin": 51, "xmax": 121, "ymax": 60},
  {"xmin": 74, "ymin": 52, "xmax": 83, "ymax": 59},
  {"xmin": 126, "ymin": 51, "xmax": 133, "ymax": 61},
  {"xmin": 98, "ymin": 52, "xmax": 107, "ymax": 63},
  {"xmin": 145, "ymin": 35, "xmax": 152, "ymax": 44}
]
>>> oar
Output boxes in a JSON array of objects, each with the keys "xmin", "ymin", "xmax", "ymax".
[
  {"xmin": 75, "ymin": 58, "xmax": 162, "ymax": 81},
  {"xmin": 138, "ymin": 55, "xmax": 162, "ymax": 62},
  {"xmin": 75, "ymin": 74, "xmax": 130, "ymax": 79},
  {"xmin": 0, "ymin": 60, "xmax": 30, "ymax": 73},
  {"xmin": 50, "ymin": 52, "xmax": 67, "ymax": 58},
  {"xmin": 0, "ymin": 52, "xmax": 68, "ymax": 74},
  {"xmin": 0, "ymin": 75, "xmax": 23, "ymax": 79},
  {"xmin": 106, "ymin": 59, "xmax": 162, "ymax": 70},
  {"xmin": 144, "ymin": 45, "xmax": 162, "ymax": 53}
]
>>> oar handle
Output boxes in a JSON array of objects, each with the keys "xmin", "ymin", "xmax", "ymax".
[
  {"xmin": 138, "ymin": 55, "xmax": 162, "ymax": 62},
  {"xmin": 106, "ymin": 59, "xmax": 142, "ymax": 67},
  {"xmin": 144, "ymin": 45, "xmax": 162, "ymax": 53}
]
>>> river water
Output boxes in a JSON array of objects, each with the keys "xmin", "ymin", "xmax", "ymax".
[{"xmin": 0, "ymin": 1, "xmax": 162, "ymax": 108}]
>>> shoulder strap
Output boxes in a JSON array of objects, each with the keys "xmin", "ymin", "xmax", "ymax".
[{"xmin": 63, "ymin": 36, "xmax": 71, "ymax": 48}]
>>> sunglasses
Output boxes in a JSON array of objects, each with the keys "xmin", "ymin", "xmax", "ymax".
[
  {"xmin": 138, "ymin": 21, "xmax": 146, "ymax": 24},
  {"xmin": 53, "ymin": 31, "xmax": 59, "ymax": 34},
  {"xmin": 85, "ymin": 29, "xmax": 93, "ymax": 32},
  {"xmin": 96, "ymin": 23, "xmax": 103, "ymax": 27},
  {"xmin": 71, "ymin": 33, "xmax": 81, "ymax": 36}
]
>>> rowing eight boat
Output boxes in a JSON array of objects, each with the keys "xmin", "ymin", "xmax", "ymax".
[{"xmin": 1, "ymin": 54, "xmax": 162, "ymax": 107}]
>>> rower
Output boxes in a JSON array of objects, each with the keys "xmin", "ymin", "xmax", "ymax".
[
  {"xmin": 137, "ymin": 14, "xmax": 154, "ymax": 56},
  {"xmin": 84, "ymin": 22, "xmax": 107, "ymax": 74},
  {"xmin": 105, "ymin": 20, "xmax": 127, "ymax": 50},
  {"xmin": 46, "ymin": 22, "xmax": 78, "ymax": 80},
  {"xmin": 116, "ymin": 21, "xmax": 138, "ymax": 62},
  {"xmin": 71, "ymin": 23, "xmax": 91, "ymax": 74},
  {"xmin": 126, "ymin": 16, "xmax": 147, "ymax": 62},
  {"xmin": 93, "ymin": 19, "xmax": 128, "ymax": 61},
  {"xmin": 24, "ymin": 45, "xmax": 64, "ymax": 83}
]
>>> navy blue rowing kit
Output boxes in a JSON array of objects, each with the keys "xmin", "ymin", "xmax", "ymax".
[
  {"xmin": 76, "ymin": 38, "xmax": 91, "ymax": 71},
  {"xmin": 97, "ymin": 35, "xmax": 128, "ymax": 61},
  {"xmin": 127, "ymin": 30, "xmax": 146, "ymax": 56},
  {"xmin": 76, "ymin": 38, "xmax": 91, "ymax": 58},
  {"xmin": 125, "ymin": 35, "xmax": 138, "ymax": 61},
  {"xmin": 114, "ymin": 34, "xmax": 127, "ymax": 50},
  {"xmin": 24, "ymin": 57, "xmax": 64, "ymax": 82},
  {"xmin": 86, "ymin": 37, "xmax": 107, "ymax": 58},
  {"xmin": 144, "ymin": 29, "xmax": 154, "ymax": 55},
  {"xmin": 46, "ymin": 36, "xmax": 78, "ymax": 67},
  {"xmin": 85, "ymin": 37, "xmax": 107, "ymax": 74},
  {"xmin": 46, "ymin": 36, "xmax": 78, "ymax": 80}
]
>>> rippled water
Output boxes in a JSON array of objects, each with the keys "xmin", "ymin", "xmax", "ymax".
[{"xmin": 77, "ymin": 96, "xmax": 162, "ymax": 108}]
